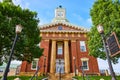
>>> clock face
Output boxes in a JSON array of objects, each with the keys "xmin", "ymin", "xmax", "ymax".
[
  {"xmin": 58, "ymin": 26, "xmax": 62, "ymax": 30},
  {"xmin": 57, "ymin": 12, "xmax": 63, "ymax": 17}
]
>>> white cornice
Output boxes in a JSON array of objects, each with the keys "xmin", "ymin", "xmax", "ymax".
[
  {"xmin": 39, "ymin": 22, "xmax": 89, "ymax": 32},
  {"xmin": 40, "ymin": 30, "xmax": 87, "ymax": 33}
]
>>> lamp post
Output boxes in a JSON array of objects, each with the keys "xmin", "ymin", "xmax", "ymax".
[
  {"xmin": 73, "ymin": 56, "xmax": 76, "ymax": 76},
  {"xmin": 1, "ymin": 24, "xmax": 22, "ymax": 80},
  {"xmin": 80, "ymin": 66, "xmax": 85, "ymax": 80},
  {"xmin": 59, "ymin": 59, "xmax": 61, "ymax": 80},
  {"xmin": 97, "ymin": 24, "xmax": 116, "ymax": 80},
  {"xmin": 44, "ymin": 56, "xmax": 46, "ymax": 76}
]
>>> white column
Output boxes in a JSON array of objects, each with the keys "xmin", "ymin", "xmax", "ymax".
[
  {"xmin": 64, "ymin": 40, "xmax": 70, "ymax": 73},
  {"xmin": 50, "ymin": 40, "xmax": 56, "ymax": 73}
]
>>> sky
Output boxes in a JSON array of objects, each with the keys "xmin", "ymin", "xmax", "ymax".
[
  {"xmin": 12, "ymin": 0, "xmax": 94, "ymax": 29},
  {"xmin": 0, "ymin": 0, "xmax": 120, "ymax": 74}
]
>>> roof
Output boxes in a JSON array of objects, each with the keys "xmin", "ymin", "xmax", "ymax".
[{"xmin": 39, "ymin": 22, "xmax": 89, "ymax": 33}]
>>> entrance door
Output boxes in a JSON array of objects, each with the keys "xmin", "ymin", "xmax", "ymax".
[{"xmin": 56, "ymin": 59, "xmax": 64, "ymax": 73}]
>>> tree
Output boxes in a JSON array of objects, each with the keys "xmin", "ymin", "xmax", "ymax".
[
  {"xmin": 0, "ymin": 1, "xmax": 43, "ymax": 65},
  {"xmin": 88, "ymin": 0, "xmax": 120, "ymax": 63}
]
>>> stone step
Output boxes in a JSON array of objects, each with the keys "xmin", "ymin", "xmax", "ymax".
[{"xmin": 48, "ymin": 73, "xmax": 73, "ymax": 80}]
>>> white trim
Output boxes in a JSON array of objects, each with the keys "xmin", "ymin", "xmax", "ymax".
[
  {"xmin": 81, "ymin": 57, "xmax": 89, "ymax": 61},
  {"xmin": 39, "ymin": 22, "xmax": 89, "ymax": 32}
]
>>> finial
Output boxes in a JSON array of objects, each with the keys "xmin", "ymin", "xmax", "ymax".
[{"xmin": 59, "ymin": 5, "xmax": 62, "ymax": 8}]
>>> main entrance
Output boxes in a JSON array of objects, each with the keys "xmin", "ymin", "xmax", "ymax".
[{"xmin": 56, "ymin": 59, "xmax": 64, "ymax": 73}]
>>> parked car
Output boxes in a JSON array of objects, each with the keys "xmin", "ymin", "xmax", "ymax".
[{"xmin": 0, "ymin": 69, "xmax": 3, "ymax": 72}]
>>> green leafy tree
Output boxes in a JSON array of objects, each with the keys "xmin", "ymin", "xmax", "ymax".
[
  {"xmin": 88, "ymin": 0, "xmax": 120, "ymax": 63},
  {"xmin": 0, "ymin": 1, "xmax": 43, "ymax": 65}
]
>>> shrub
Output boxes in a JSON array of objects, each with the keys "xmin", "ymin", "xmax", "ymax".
[{"xmin": 0, "ymin": 76, "xmax": 46, "ymax": 80}]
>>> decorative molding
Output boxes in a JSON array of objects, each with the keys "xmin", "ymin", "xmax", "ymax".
[
  {"xmin": 78, "ymin": 34, "xmax": 81, "ymax": 37},
  {"xmin": 72, "ymin": 34, "xmax": 74, "ymax": 37},
  {"xmin": 81, "ymin": 57, "xmax": 89, "ymax": 61},
  {"xmin": 44, "ymin": 39, "xmax": 49, "ymax": 41},
  {"xmin": 65, "ymin": 33, "xmax": 68, "ymax": 37},
  {"xmin": 39, "ymin": 22, "xmax": 89, "ymax": 32},
  {"xmin": 52, "ymin": 33, "xmax": 55, "ymax": 37},
  {"xmin": 64, "ymin": 39, "xmax": 69, "ymax": 41},
  {"xmin": 40, "ymin": 30, "xmax": 87, "ymax": 34},
  {"xmin": 59, "ymin": 33, "xmax": 62, "ymax": 37},
  {"xmin": 34, "ymin": 58, "xmax": 39, "ymax": 60},
  {"xmin": 71, "ymin": 40, "xmax": 76, "ymax": 42},
  {"xmin": 46, "ymin": 33, "xmax": 49, "ymax": 37}
]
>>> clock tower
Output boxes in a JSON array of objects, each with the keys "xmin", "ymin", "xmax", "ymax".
[{"xmin": 52, "ymin": 5, "xmax": 69, "ymax": 22}]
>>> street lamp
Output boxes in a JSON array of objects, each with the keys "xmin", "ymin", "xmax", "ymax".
[
  {"xmin": 73, "ymin": 56, "xmax": 76, "ymax": 76},
  {"xmin": 1, "ymin": 24, "xmax": 22, "ymax": 80},
  {"xmin": 80, "ymin": 66, "xmax": 85, "ymax": 80},
  {"xmin": 59, "ymin": 59, "xmax": 61, "ymax": 80},
  {"xmin": 44, "ymin": 56, "xmax": 46, "ymax": 76},
  {"xmin": 97, "ymin": 24, "xmax": 116, "ymax": 80}
]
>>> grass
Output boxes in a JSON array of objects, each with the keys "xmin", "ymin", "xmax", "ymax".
[
  {"xmin": 73, "ymin": 76, "xmax": 120, "ymax": 80},
  {"xmin": 0, "ymin": 75, "xmax": 120, "ymax": 80},
  {"xmin": 0, "ymin": 76, "xmax": 46, "ymax": 80}
]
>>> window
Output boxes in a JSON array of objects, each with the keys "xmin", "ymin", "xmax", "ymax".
[
  {"xmin": 31, "ymin": 59, "xmax": 38, "ymax": 70},
  {"xmin": 82, "ymin": 61, "xmax": 88, "ymax": 70},
  {"xmin": 81, "ymin": 58, "xmax": 89, "ymax": 70},
  {"xmin": 80, "ymin": 41, "xmax": 86, "ymax": 52},
  {"xmin": 57, "ymin": 44, "xmax": 63, "ymax": 55}
]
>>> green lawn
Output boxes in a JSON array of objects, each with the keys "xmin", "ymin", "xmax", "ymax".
[
  {"xmin": 73, "ymin": 76, "xmax": 120, "ymax": 80},
  {"xmin": 0, "ymin": 76, "xmax": 46, "ymax": 80}
]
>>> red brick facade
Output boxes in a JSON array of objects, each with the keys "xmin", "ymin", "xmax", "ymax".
[
  {"xmin": 20, "ymin": 6, "xmax": 99, "ymax": 76},
  {"xmin": 20, "ymin": 24, "xmax": 100, "ymax": 75}
]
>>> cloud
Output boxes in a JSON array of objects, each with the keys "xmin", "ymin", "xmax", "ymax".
[
  {"xmin": 0, "ymin": 0, "xmax": 2, "ymax": 2},
  {"xmin": 72, "ymin": 13, "xmax": 83, "ymax": 21},
  {"xmin": 98, "ymin": 58, "xmax": 120, "ymax": 73},
  {"xmin": 71, "ymin": 13, "xmax": 92, "ymax": 28},
  {"xmin": 38, "ymin": 10, "xmax": 54, "ymax": 26},
  {"xmin": 12, "ymin": 0, "xmax": 29, "ymax": 9},
  {"xmin": 86, "ymin": 18, "xmax": 92, "ymax": 26},
  {"xmin": 38, "ymin": 17, "xmax": 51, "ymax": 26}
]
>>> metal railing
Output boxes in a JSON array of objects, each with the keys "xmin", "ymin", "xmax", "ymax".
[{"xmin": 30, "ymin": 66, "xmax": 40, "ymax": 80}]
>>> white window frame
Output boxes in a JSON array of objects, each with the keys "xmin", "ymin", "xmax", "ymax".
[
  {"xmin": 80, "ymin": 41, "xmax": 87, "ymax": 52},
  {"xmin": 31, "ymin": 58, "xmax": 39, "ymax": 70},
  {"xmin": 81, "ymin": 58, "xmax": 89, "ymax": 71}
]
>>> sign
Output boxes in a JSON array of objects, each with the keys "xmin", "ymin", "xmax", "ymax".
[{"xmin": 106, "ymin": 32, "xmax": 120, "ymax": 57}]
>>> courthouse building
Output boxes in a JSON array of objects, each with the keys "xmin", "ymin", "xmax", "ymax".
[{"xmin": 20, "ymin": 6, "xmax": 99, "ymax": 76}]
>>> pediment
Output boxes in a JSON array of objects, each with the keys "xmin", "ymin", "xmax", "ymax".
[{"xmin": 39, "ymin": 22, "xmax": 88, "ymax": 33}]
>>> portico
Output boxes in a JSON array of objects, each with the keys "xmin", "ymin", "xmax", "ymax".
[{"xmin": 50, "ymin": 39, "xmax": 70, "ymax": 73}]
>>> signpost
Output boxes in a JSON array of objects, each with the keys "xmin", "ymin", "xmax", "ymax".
[{"xmin": 106, "ymin": 32, "xmax": 120, "ymax": 57}]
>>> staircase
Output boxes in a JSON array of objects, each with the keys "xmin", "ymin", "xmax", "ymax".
[{"xmin": 48, "ymin": 73, "xmax": 73, "ymax": 80}]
